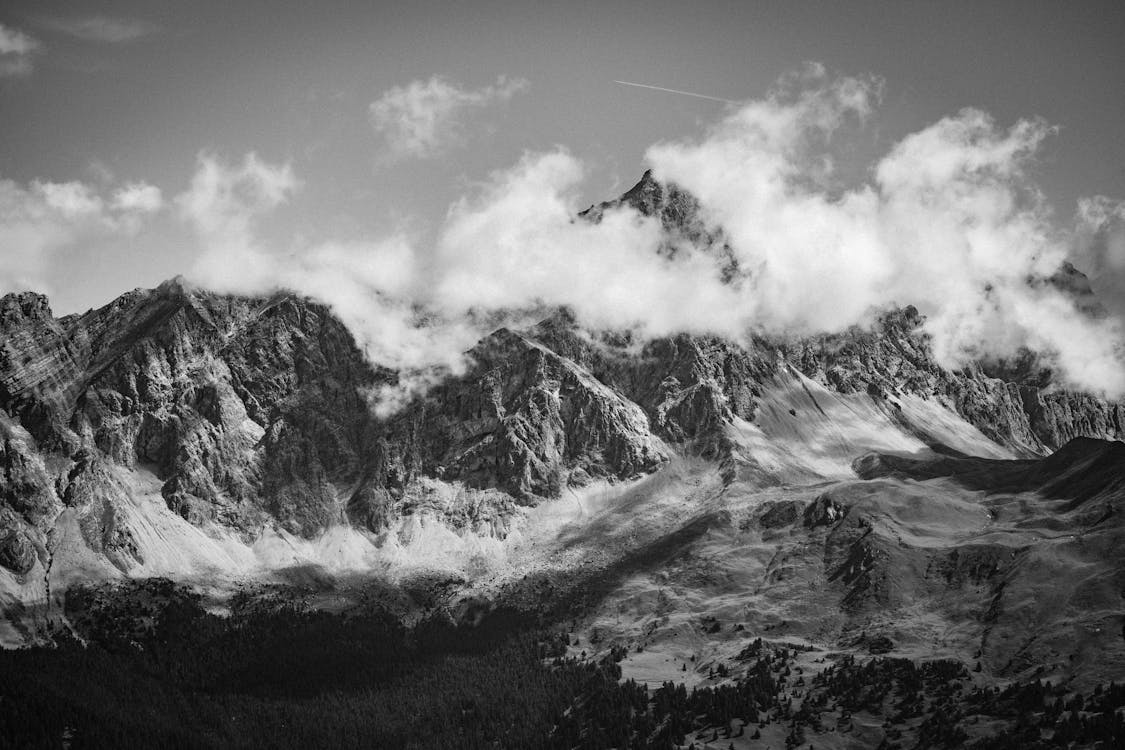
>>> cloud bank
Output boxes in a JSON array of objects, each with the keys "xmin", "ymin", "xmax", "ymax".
[
  {"xmin": 644, "ymin": 68, "xmax": 1125, "ymax": 394},
  {"xmin": 180, "ymin": 68, "xmax": 1125, "ymax": 409},
  {"xmin": 369, "ymin": 74, "xmax": 528, "ymax": 161}
]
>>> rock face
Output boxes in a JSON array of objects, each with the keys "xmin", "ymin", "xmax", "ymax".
[
  {"xmin": 396, "ymin": 327, "xmax": 667, "ymax": 498},
  {"xmin": 580, "ymin": 169, "xmax": 741, "ymax": 280},
  {"xmin": 1, "ymin": 173, "xmax": 1123, "ymax": 580},
  {"xmin": 772, "ymin": 306, "xmax": 1125, "ymax": 454},
  {"xmin": 346, "ymin": 326, "xmax": 670, "ymax": 529},
  {"xmin": 525, "ymin": 312, "xmax": 769, "ymax": 452},
  {"xmin": 1, "ymin": 280, "xmax": 381, "ymax": 542}
]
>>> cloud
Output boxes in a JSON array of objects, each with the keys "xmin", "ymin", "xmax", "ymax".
[
  {"xmin": 186, "ymin": 67, "xmax": 1125, "ymax": 411},
  {"xmin": 0, "ymin": 180, "xmax": 82, "ymax": 293},
  {"xmin": 426, "ymin": 70, "xmax": 1125, "ymax": 398},
  {"xmin": 112, "ymin": 182, "xmax": 164, "ymax": 213},
  {"xmin": 640, "ymin": 76, "xmax": 1125, "ymax": 396},
  {"xmin": 34, "ymin": 180, "xmax": 105, "ymax": 218},
  {"xmin": 0, "ymin": 175, "xmax": 162, "ymax": 295},
  {"xmin": 1075, "ymin": 196, "xmax": 1125, "ymax": 319},
  {"xmin": 180, "ymin": 153, "xmax": 477, "ymax": 412},
  {"xmin": 40, "ymin": 16, "xmax": 159, "ymax": 44},
  {"xmin": 0, "ymin": 23, "xmax": 41, "ymax": 76},
  {"xmin": 282, "ymin": 238, "xmax": 480, "ymax": 417},
  {"xmin": 176, "ymin": 153, "xmax": 475, "ymax": 405},
  {"xmin": 431, "ymin": 150, "xmax": 739, "ymax": 337},
  {"xmin": 369, "ymin": 75, "xmax": 528, "ymax": 161},
  {"xmin": 178, "ymin": 151, "xmax": 299, "ymax": 293}
]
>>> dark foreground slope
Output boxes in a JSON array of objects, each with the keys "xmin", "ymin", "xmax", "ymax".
[
  {"xmin": 1, "ymin": 559, "xmax": 1123, "ymax": 749},
  {"xmin": 855, "ymin": 436, "xmax": 1125, "ymax": 509}
]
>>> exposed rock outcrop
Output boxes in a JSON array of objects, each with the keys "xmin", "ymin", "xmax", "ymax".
[{"xmin": 358, "ymin": 327, "xmax": 669, "ymax": 512}]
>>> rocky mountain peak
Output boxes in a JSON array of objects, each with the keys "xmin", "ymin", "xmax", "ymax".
[
  {"xmin": 0, "ymin": 291, "xmax": 54, "ymax": 326},
  {"xmin": 581, "ymin": 169, "xmax": 711, "ymax": 238}
]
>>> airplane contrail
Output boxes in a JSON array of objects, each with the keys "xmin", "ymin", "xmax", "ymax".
[{"xmin": 613, "ymin": 80, "xmax": 737, "ymax": 104}]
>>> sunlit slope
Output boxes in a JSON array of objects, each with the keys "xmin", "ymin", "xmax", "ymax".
[{"xmin": 553, "ymin": 374, "xmax": 1124, "ymax": 694}]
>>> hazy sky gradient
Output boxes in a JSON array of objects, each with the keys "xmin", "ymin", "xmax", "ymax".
[{"xmin": 1, "ymin": 0, "xmax": 1123, "ymax": 314}]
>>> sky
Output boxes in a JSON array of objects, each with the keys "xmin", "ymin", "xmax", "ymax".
[{"xmin": 1, "ymin": 1, "xmax": 1124, "ymax": 403}]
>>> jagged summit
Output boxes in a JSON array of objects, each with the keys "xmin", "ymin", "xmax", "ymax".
[
  {"xmin": 580, "ymin": 169, "xmax": 724, "ymax": 249},
  {"xmin": 605, "ymin": 168, "xmax": 664, "ymax": 215},
  {"xmin": 0, "ymin": 291, "xmax": 54, "ymax": 324},
  {"xmin": 156, "ymin": 274, "xmax": 195, "ymax": 296}
]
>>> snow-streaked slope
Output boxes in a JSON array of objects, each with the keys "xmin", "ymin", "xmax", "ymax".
[
  {"xmin": 0, "ymin": 376, "xmax": 1072, "ymax": 657},
  {"xmin": 564, "ymin": 388, "xmax": 1124, "ymax": 695},
  {"xmin": 737, "ymin": 369, "xmax": 1014, "ymax": 481}
]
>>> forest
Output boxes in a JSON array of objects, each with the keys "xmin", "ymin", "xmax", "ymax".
[{"xmin": 1, "ymin": 578, "xmax": 1122, "ymax": 748}]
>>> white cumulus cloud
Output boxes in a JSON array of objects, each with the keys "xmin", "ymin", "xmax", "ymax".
[
  {"xmin": 369, "ymin": 74, "xmax": 528, "ymax": 161},
  {"xmin": 112, "ymin": 182, "xmax": 164, "ymax": 213},
  {"xmin": 431, "ymin": 150, "xmax": 739, "ymax": 338},
  {"xmin": 644, "ymin": 71, "xmax": 1125, "ymax": 396},
  {"xmin": 178, "ymin": 151, "xmax": 299, "ymax": 293}
]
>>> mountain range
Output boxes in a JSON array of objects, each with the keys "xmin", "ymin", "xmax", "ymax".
[{"xmin": 2, "ymin": 172, "xmax": 1124, "ymax": 748}]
